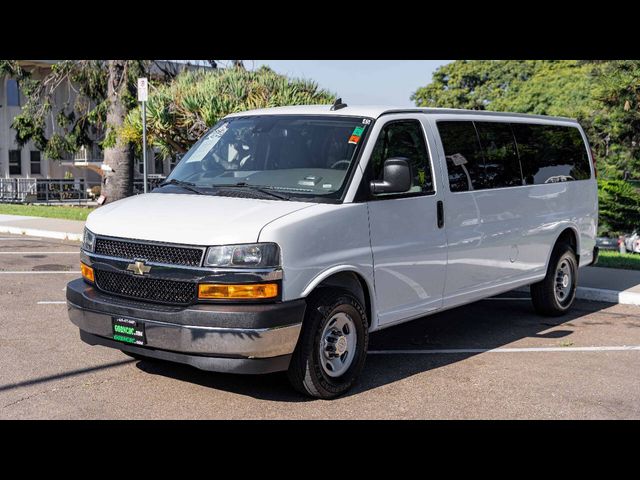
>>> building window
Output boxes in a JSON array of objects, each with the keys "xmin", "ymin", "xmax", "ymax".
[
  {"xmin": 154, "ymin": 156, "xmax": 164, "ymax": 175},
  {"xmin": 169, "ymin": 154, "xmax": 182, "ymax": 173},
  {"xmin": 30, "ymin": 151, "xmax": 41, "ymax": 175},
  {"xmin": 9, "ymin": 150, "xmax": 21, "ymax": 175},
  {"xmin": 6, "ymin": 79, "xmax": 20, "ymax": 107}
]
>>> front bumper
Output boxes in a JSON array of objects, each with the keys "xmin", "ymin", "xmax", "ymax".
[{"xmin": 66, "ymin": 278, "xmax": 305, "ymax": 374}]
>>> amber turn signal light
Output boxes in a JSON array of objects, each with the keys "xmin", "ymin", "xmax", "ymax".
[
  {"xmin": 80, "ymin": 262, "xmax": 95, "ymax": 283},
  {"xmin": 198, "ymin": 283, "xmax": 278, "ymax": 300}
]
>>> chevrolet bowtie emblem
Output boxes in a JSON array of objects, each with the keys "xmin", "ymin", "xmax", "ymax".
[{"xmin": 127, "ymin": 260, "xmax": 151, "ymax": 276}]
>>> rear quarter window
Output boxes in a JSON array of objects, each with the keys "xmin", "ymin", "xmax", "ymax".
[{"xmin": 511, "ymin": 123, "xmax": 591, "ymax": 184}]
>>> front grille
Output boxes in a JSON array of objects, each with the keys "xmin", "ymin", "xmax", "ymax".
[
  {"xmin": 94, "ymin": 269, "xmax": 197, "ymax": 305},
  {"xmin": 94, "ymin": 238, "xmax": 203, "ymax": 267}
]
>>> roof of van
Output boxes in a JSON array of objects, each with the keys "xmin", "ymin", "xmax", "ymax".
[{"xmin": 224, "ymin": 105, "xmax": 578, "ymax": 123}]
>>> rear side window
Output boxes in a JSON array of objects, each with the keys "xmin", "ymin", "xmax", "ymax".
[
  {"xmin": 437, "ymin": 121, "xmax": 488, "ymax": 192},
  {"xmin": 511, "ymin": 123, "xmax": 591, "ymax": 184},
  {"xmin": 475, "ymin": 122, "xmax": 523, "ymax": 188}
]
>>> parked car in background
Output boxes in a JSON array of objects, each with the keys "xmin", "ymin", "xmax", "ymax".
[
  {"xmin": 596, "ymin": 236, "xmax": 618, "ymax": 251},
  {"xmin": 623, "ymin": 230, "xmax": 640, "ymax": 253}
]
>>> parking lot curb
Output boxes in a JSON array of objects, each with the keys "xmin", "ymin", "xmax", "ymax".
[
  {"xmin": 516, "ymin": 285, "xmax": 640, "ymax": 306},
  {"xmin": 0, "ymin": 225, "xmax": 82, "ymax": 242},
  {"xmin": 575, "ymin": 286, "xmax": 640, "ymax": 306}
]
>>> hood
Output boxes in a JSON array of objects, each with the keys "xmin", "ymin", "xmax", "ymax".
[{"xmin": 85, "ymin": 192, "xmax": 315, "ymax": 246}]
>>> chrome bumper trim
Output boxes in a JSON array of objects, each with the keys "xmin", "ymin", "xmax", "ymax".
[{"xmin": 67, "ymin": 301, "xmax": 302, "ymax": 359}]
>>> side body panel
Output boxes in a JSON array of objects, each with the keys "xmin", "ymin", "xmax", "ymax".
[
  {"xmin": 426, "ymin": 114, "xmax": 598, "ymax": 309},
  {"xmin": 257, "ymin": 203, "xmax": 378, "ymax": 327},
  {"xmin": 364, "ymin": 114, "xmax": 448, "ymax": 327}
]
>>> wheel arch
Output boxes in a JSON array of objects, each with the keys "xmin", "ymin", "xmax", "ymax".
[
  {"xmin": 301, "ymin": 267, "xmax": 375, "ymax": 329},
  {"xmin": 546, "ymin": 225, "xmax": 580, "ymax": 271}
]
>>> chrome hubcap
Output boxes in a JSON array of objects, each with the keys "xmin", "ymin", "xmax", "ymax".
[
  {"xmin": 555, "ymin": 260, "xmax": 573, "ymax": 303},
  {"xmin": 319, "ymin": 312, "xmax": 357, "ymax": 378}
]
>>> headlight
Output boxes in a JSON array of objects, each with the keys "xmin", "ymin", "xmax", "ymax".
[
  {"xmin": 204, "ymin": 243, "xmax": 280, "ymax": 268},
  {"xmin": 82, "ymin": 228, "xmax": 96, "ymax": 252}
]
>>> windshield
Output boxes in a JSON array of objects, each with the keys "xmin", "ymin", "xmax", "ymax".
[{"xmin": 164, "ymin": 115, "xmax": 371, "ymax": 201}]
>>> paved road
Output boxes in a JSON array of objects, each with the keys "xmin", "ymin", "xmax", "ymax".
[{"xmin": 1, "ymin": 232, "xmax": 639, "ymax": 419}]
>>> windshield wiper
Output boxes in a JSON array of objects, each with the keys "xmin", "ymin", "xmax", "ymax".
[
  {"xmin": 214, "ymin": 183, "xmax": 291, "ymax": 201},
  {"xmin": 158, "ymin": 179, "xmax": 207, "ymax": 195}
]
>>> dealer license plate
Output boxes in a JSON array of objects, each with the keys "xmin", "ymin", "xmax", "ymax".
[{"xmin": 112, "ymin": 317, "xmax": 146, "ymax": 345}]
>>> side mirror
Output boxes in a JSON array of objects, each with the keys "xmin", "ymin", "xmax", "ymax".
[{"xmin": 370, "ymin": 157, "xmax": 412, "ymax": 195}]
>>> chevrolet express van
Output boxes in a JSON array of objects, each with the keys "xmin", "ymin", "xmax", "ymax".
[{"xmin": 67, "ymin": 105, "xmax": 598, "ymax": 398}]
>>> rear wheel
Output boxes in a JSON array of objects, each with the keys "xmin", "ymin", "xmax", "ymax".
[
  {"xmin": 287, "ymin": 288, "xmax": 368, "ymax": 399},
  {"xmin": 530, "ymin": 242, "xmax": 578, "ymax": 316}
]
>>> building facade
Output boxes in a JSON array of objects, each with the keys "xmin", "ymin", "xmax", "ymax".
[{"xmin": 0, "ymin": 60, "xmax": 176, "ymax": 183}]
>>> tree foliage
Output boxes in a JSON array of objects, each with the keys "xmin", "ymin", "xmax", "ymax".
[
  {"xmin": 411, "ymin": 60, "xmax": 640, "ymax": 179},
  {"xmin": 590, "ymin": 61, "xmax": 640, "ymax": 177},
  {"xmin": 598, "ymin": 179, "xmax": 640, "ymax": 234},
  {"xmin": 121, "ymin": 66, "xmax": 336, "ymax": 159},
  {"xmin": 411, "ymin": 60, "xmax": 597, "ymax": 118},
  {"xmin": 0, "ymin": 60, "xmax": 148, "ymax": 159}
]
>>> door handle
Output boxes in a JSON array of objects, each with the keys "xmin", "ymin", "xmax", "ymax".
[{"xmin": 437, "ymin": 200, "xmax": 444, "ymax": 229}]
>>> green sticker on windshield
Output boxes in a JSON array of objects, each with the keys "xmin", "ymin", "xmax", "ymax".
[{"xmin": 352, "ymin": 126, "xmax": 365, "ymax": 137}]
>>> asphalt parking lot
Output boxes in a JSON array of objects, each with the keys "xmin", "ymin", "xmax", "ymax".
[{"xmin": 1, "ymin": 232, "xmax": 639, "ymax": 419}]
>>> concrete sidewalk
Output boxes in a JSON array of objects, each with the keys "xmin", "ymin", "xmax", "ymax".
[
  {"xmin": 0, "ymin": 214, "xmax": 84, "ymax": 241},
  {"xmin": 577, "ymin": 266, "xmax": 640, "ymax": 306},
  {"xmin": 1, "ymin": 213, "xmax": 640, "ymax": 306}
]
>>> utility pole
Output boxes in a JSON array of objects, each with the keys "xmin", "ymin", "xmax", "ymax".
[{"xmin": 137, "ymin": 77, "xmax": 149, "ymax": 193}]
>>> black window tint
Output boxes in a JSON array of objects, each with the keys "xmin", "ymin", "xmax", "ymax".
[
  {"xmin": 30, "ymin": 151, "xmax": 41, "ymax": 175},
  {"xmin": 512, "ymin": 123, "xmax": 591, "ymax": 184},
  {"xmin": 437, "ymin": 121, "xmax": 487, "ymax": 192},
  {"xmin": 371, "ymin": 120, "xmax": 434, "ymax": 195},
  {"xmin": 475, "ymin": 122, "xmax": 523, "ymax": 188},
  {"xmin": 9, "ymin": 150, "xmax": 21, "ymax": 175}
]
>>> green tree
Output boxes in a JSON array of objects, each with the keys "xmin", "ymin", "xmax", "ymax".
[
  {"xmin": 411, "ymin": 60, "xmax": 544, "ymax": 110},
  {"xmin": 598, "ymin": 179, "xmax": 640, "ymax": 234},
  {"xmin": 0, "ymin": 60, "xmax": 161, "ymax": 203},
  {"xmin": 590, "ymin": 61, "xmax": 640, "ymax": 178},
  {"xmin": 121, "ymin": 66, "xmax": 336, "ymax": 159},
  {"xmin": 412, "ymin": 60, "xmax": 597, "ymax": 118}
]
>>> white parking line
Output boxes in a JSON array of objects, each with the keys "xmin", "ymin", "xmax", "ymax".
[
  {"xmin": 0, "ymin": 251, "xmax": 78, "ymax": 254},
  {"xmin": 0, "ymin": 271, "xmax": 80, "ymax": 274},
  {"xmin": 0, "ymin": 237, "xmax": 43, "ymax": 241},
  {"xmin": 368, "ymin": 345, "xmax": 640, "ymax": 354},
  {"xmin": 37, "ymin": 301, "xmax": 66, "ymax": 305}
]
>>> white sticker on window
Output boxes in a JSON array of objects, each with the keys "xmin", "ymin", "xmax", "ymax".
[
  {"xmin": 185, "ymin": 123, "xmax": 228, "ymax": 163},
  {"xmin": 449, "ymin": 153, "xmax": 468, "ymax": 166}
]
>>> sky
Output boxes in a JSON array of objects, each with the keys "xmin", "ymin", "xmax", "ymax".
[{"xmin": 246, "ymin": 60, "xmax": 451, "ymax": 107}]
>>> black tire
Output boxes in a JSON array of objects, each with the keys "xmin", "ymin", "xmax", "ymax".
[
  {"xmin": 287, "ymin": 288, "xmax": 368, "ymax": 399},
  {"xmin": 530, "ymin": 242, "xmax": 578, "ymax": 316}
]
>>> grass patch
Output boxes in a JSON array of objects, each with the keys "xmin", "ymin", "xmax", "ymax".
[
  {"xmin": 0, "ymin": 203, "xmax": 93, "ymax": 221},
  {"xmin": 595, "ymin": 250, "xmax": 640, "ymax": 271}
]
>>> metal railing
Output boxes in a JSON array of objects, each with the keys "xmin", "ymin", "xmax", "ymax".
[
  {"xmin": 72, "ymin": 145, "xmax": 104, "ymax": 164},
  {"xmin": 0, "ymin": 176, "xmax": 166, "ymax": 204},
  {"xmin": 0, "ymin": 178, "xmax": 99, "ymax": 204}
]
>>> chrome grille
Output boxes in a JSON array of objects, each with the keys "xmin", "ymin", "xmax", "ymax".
[
  {"xmin": 94, "ymin": 269, "xmax": 197, "ymax": 305},
  {"xmin": 94, "ymin": 238, "xmax": 203, "ymax": 267}
]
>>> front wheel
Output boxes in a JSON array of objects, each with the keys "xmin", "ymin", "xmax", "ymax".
[
  {"xmin": 530, "ymin": 242, "xmax": 578, "ymax": 316},
  {"xmin": 287, "ymin": 288, "xmax": 368, "ymax": 399}
]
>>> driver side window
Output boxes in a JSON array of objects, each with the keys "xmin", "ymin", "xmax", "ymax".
[{"xmin": 371, "ymin": 120, "xmax": 434, "ymax": 196}]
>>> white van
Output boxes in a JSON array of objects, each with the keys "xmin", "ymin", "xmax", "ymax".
[{"xmin": 67, "ymin": 104, "xmax": 598, "ymax": 398}]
